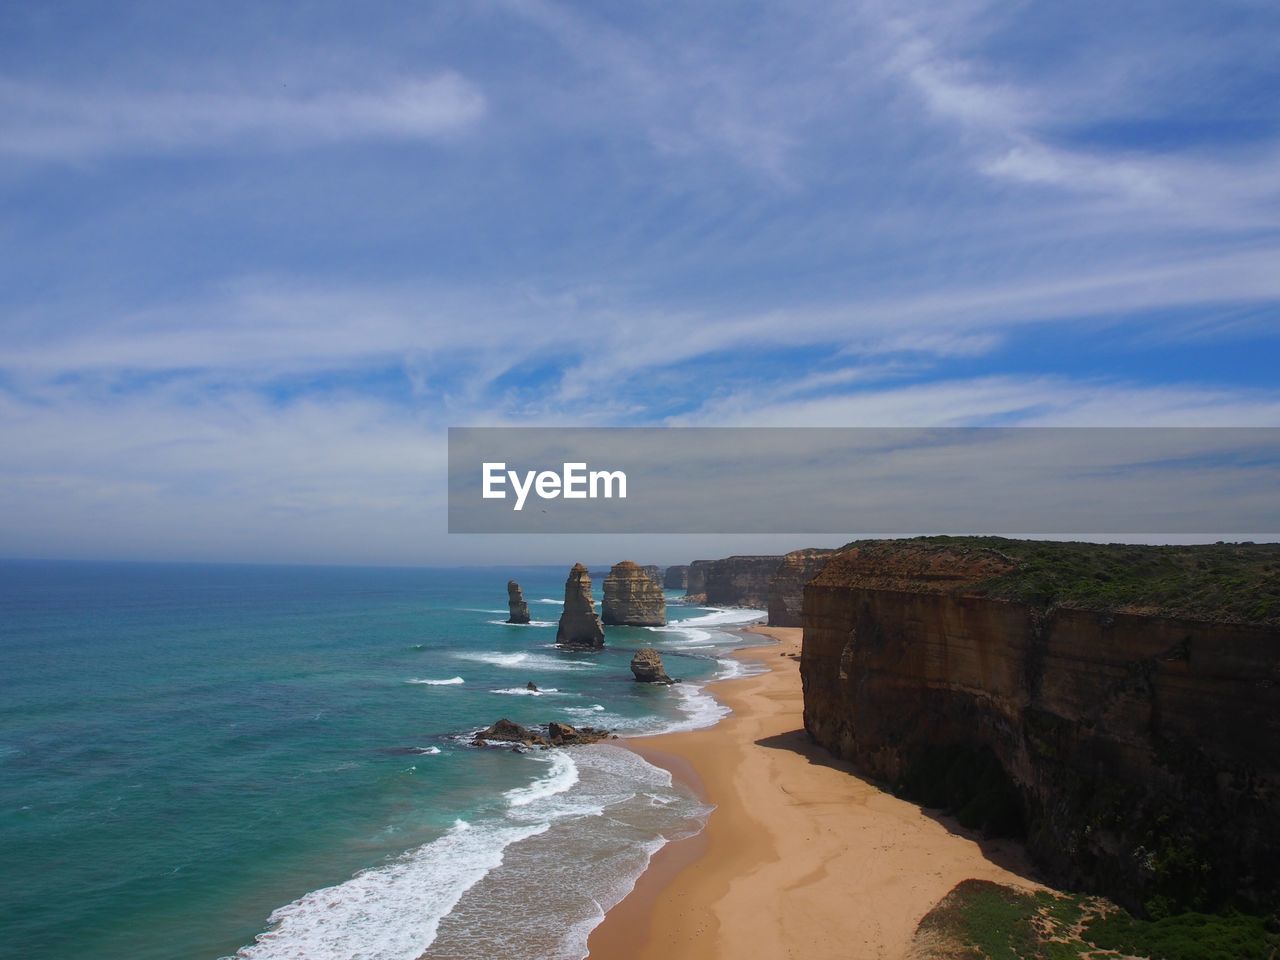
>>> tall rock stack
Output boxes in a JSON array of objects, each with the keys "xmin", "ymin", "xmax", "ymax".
[
  {"xmin": 767, "ymin": 548, "xmax": 836, "ymax": 626},
  {"xmin": 555, "ymin": 563, "xmax": 606, "ymax": 648},
  {"xmin": 602, "ymin": 560, "xmax": 667, "ymax": 626},
  {"xmin": 505, "ymin": 580, "xmax": 531, "ymax": 624},
  {"xmin": 640, "ymin": 564, "xmax": 663, "ymax": 588},
  {"xmin": 663, "ymin": 565, "xmax": 689, "ymax": 590}
]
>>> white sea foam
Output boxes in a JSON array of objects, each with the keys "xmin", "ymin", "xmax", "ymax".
[
  {"xmin": 231, "ymin": 818, "xmax": 550, "ymax": 960},
  {"xmin": 456, "ymin": 651, "xmax": 596, "ymax": 671},
  {"xmin": 489, "ymin": 686, "xmax": 563, "ymax": 697},
  {"xmin": 535, "ymin": 597, "xmax": 564, "ymax": 604},
  {"xmin": 413, "ymin": 746, "xmax": 442, "ymax": 755},
  {"xmin": 406, "ymin": 676, "xmax": 465, "ymax": 686},
  {"xmin": 503, "ymin": 751, "xmax": 579, "ymax": 809}
]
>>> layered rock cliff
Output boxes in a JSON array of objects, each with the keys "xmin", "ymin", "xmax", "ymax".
[
  {"xmin": 505, "ymin": 579, "xmax": 530, "ymax": 624},
  {"xmin": 640, "ymin": 564, "xmax": 663, "ymax": 589},
  {"xmin": 602, "ymin": 560, "xmax": 666, "ymax": 626},
  {"xmin": 801, "ymin": 538, "xmax": 1280, "ymax": 915},
  {"xmin": 685, "ymin": 560, "xmax": 712, "ymax": 599},
  {"xmin": 704, "ymin": 555, "xmax": 783, "ymax": 608},
  {"xmin": 767, "ymin": 548, "xmax": 835, "ymax": 626},
  {"xmin": 664, "ymin": 565, "xmax": 689, "ymax": 590},
  {"xmin": 630, "ymin": 647, "xmax": 675, "ymax": 684},
  {"xmin": 555, "ymin": 563, "xmax": 605, "ymax": 648}
]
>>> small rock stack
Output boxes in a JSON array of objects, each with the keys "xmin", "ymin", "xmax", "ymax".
[
  {"xmin": 555, "ymin": 563, "xmax": 606, "ymax": 648},
  {"xmin": 630, "ymin": 647, "xmax": 675, "ymax": 684},
  {"xmin": 506, "ymin": 579, "xmax": 531, "ymax": 624}
]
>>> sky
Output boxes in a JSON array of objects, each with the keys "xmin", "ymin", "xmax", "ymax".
[{"xmin": 1, "ymin": 0, "xmax": 1278, "ymax": 565}]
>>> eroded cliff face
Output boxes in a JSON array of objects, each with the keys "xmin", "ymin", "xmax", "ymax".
[
  {"xmin": 602, "ymin": 560, "xmax": 666, "ymax": 626},
  {"xmin": 664, "ymin": 565, "xmax": 689, "ymax": 590},
  {"xmin": 802, "ymin": 542, "xmax": 1280, "ymax": 914},
  {"xmin": 702, "ymin": 555, "xmax": 782, "ymax": 608},
  {"xmin": 685, "ymin": 560, "xmax": 712, "ymax": 599},
  {"xmin": 767, "ymin": 548, "xmax": 835, "ymax": 626},
  {"xmin": 556, "ymin": 563, "xmax": 605, "ymax": 648},
  {"xmin": 640, "ymin": 564, "xmax": 663, "ymax": 588}
]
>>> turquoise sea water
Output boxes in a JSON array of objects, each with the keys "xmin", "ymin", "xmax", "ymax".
[{"xmin": 0, "ymin": 561, "xmax": 765, "ymax": 960}]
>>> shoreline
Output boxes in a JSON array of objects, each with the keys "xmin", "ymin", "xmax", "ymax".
[{"xmin": 588, "ymin": 624, "xmax": 1045, "ymax": 960}]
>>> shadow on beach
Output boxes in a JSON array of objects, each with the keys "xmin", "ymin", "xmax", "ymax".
[{"xmin": 754, "ymin": 727, "xmax": 1045, "ymax": 885}]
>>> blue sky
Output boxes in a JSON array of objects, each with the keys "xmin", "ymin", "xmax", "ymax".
[{"xmin": 1, "ymin": 0, "xmax": 1278, "ymax": 563}]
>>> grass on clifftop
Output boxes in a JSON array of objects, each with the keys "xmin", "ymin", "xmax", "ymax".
[
  {"xmin": 857, "ymin": 537, "xmax": 1280, "ymax": 624},
  {"xmin": 914, "ymin": 880, "xmax": 1279, "ymax": 960}
]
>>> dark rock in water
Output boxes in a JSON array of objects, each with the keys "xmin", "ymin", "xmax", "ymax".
[
  {"xmin": 547, "ymin": 721, "xmax": 612, "ymax": 746},
  {"xmin": 471, "ymin": 718, "xmax": 548, "ymax": 747},
  {"xmin": 630, "ymin": 647, "xmax": 675, "ymax": 684},
  {"xmin": 526, "ymin": 680, "xmax": 538, "ymax": 692},
  {"xmin": 556, "ymin": 563, "xmax": 606, "ymax": 648},
  {"xmin": 506, "ymin": 579, "xmax": 531, "ymax": 624},
  {"xmin": 602, "ymin": 560, "xmax": 666, "ymax": 626},
  {"xmin": 664, "ymin": 565, "xmax": 689, "ymax": 590}
]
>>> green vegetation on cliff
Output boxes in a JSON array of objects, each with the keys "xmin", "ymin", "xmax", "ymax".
[
  {"xmin": 915, "ymin": 880, "xmax": 1279, "ymax": 960},
  {"xmin": 840, "ymin": 537, "xmax": 1280, "ymax": 624}
]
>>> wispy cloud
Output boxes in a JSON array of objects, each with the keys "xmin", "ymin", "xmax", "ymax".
[{"xmin": 0, "ymin": 73, "xmax": 486, "ymax": 158}]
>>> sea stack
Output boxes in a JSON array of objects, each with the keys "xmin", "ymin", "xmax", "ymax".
[
  {"xmin": 630, "ymin": 647, "xmax": 675, "ymax": 684},
  {"xmin": 640, "ymin": 564, "xmax": 663, "ymax": 588},
  {"xmin": 602, "ymin": 560, "xmax": 666, "ymax": 626},
  {"xmin": 506, "ymin": 580, "xmax": 531, "ymax": 624},
  {"xmin": 555, "ymin": 563, "xmax": 605, "ymax": 648}
]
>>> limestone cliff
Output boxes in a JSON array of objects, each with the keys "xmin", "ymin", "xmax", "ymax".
[
  {"xmin": 664, "ymin": 564, "xmax": 689, "ymax": 590},
  {"xmin": 767, "ymin": 548, "xmax": 835, "ymax": 626},
  {"xmin": 685, "ymin": 560, "xmax": 712, "ymax": 599},
  {"xmin": 801, "ymin": 538, "xmax": 1280, "ymax": 915},
  {"xmin": 641, "ymin": 564, "xmax": 663, "ymax": 589},
  {"xmin": 505, "ymin": 579, "xmax": 530, "ymax": 624},
  {"xmin": 703, "ymin": 555, "xmax": 783, "ymax": 608},
  {"xmin": 555, "ymin": 563, "xmax": 605, "ymax": 648},
  {"xmin": 630, "ymin": 647, "xmax": 675, "ymax": 684},
  {"xmin": 602, "ymin": 560, "xmax": 666, "ymax": 626}
]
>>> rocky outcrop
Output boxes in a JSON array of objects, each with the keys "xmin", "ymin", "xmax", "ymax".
[
  {"xmin": 506, "ymin": 579, "xmax": 531, "ymax": 624},
  {"xmin": 767, "ymin": 549, "xmax": 836, "ymax": 626},
  {"xmin": 664, "ymin": 565, "xmax": 689, "ymax": 590},
  {"xmin": 630, "ymin": 647, "xmax": 675, "ymax": 684},
  {"xmin": 685, "ymin": 560, "xmax": 712, "ymax": 598},
  {"xmin": 472, "ymin": 718, "xmax": 612, "ymax": 748},
  {"xmin": 547, "ymin": 721, "xmax": 612, "ymax": 746},
  {"xmin": 602, "ymin": 560, "xmax": 667, "ymax": 626},
  {"xmin": 641, "ymin": 564, "xmax": 663, "ymax": 588},
  {"xmin": 801, "ymin": 539, "xmax": 1280, "ymax": 915},
  {"xmin": 556, "ymin": 563, "xmax": 606, "ymax": 648},
  {"xmin": 472, "ymin": 718, "xmax": 548, "ymax": 747},
  {"xmin": 704, "ymin": 555, "xmax": 783, "ymax": 607}
]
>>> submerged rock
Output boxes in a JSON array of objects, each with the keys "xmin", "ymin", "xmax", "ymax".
[
  {"xmin": 556, "ymin": 563, "xmax": 606, "ymax": 648},
  {"xmin": 602, "ymin": 560, "xmax": 667, "ymax": 626},
  {"xmin": 630, "ymin": 647, "xmax": 675, "ymax": 684},
  {"xmin": 506, "ymin": 579, "xmax": 531, "ymax": 624}
]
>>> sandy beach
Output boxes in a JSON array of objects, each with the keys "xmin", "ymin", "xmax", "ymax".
[{"xmin": 587, "ymin": 625, "xmax": 1044, "ymax": 960}]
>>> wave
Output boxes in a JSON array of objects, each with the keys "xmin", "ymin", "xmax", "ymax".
[
  {"xmin": 535, "ymin": 598, "xmax": 564, "ymax": 604},
  {"xmin": 406, "ymin": 677, "xmax": 465, "ymax": 686},
  {"xmin": 487, "ymin": 619, "xmax": 558, "ymax": 627},
  {"xmin": 503, "ymin": 751, "xmax": 579, "ymax": 809},
  {"xmin": 413, "ymin": 746, "xmax": 442, "ymax": 755},
  {"xmin": 231, "ymin": 818, "xmax": 550, "ymax": 960},
  {"xmin": 490, "ymin": 687, "xmax": 562, "ymax": 697},
  {"xmin": 456, "ymin": 651, "xmax": 596, "ymax": 671}
]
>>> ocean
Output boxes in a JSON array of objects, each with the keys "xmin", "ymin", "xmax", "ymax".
[{"xmin": 0, "ymin": 560, "xmax": 765, "ymax": 960}]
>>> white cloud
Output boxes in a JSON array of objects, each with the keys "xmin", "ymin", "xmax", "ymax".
[{"xmin": 0, "ymin": 73, "xmax": 486, "ymax": 158}]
